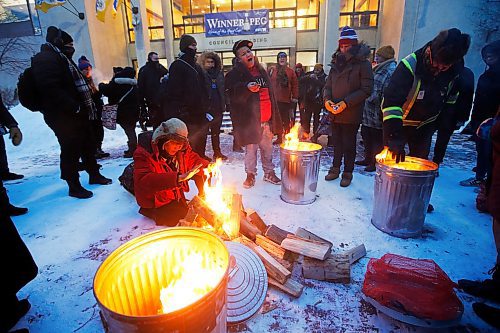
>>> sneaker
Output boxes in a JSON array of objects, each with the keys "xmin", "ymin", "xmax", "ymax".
[
  {"xmin": 473, "ymin": 302, "xmax": 500, "ymax": 328},
  {"xmin": 459, "ymin": 177, "xmax": 484, "ymax": 187},
  {"xmin": 325, "ymin": 167, "xmax": 340, "ymax": 181},
  {"xmin": 263, "ymin": 171, "xmax": 281, "ymax": 185},
  {"xmin": 243, "ymin": 173, "xmax": 256, "ymax": 189},
  {"xmin": 364, "ymin": 165, "xmax": 376, "ymax": 172},
  {"xmin": 1, "ymin": 172, "xmax": 24, "ymax": 181},
  {"xmin": 340, "ymin": 172, "xmax": 353, "ymax": 187},
  {"xmin": 355, "ymin": 160, "xmax": 369, "ymax": 166},
  {"xmin": 95, "ymin": 148, "xmax": 110, "ymax": 159}
]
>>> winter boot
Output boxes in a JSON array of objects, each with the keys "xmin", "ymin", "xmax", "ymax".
[
  {"xmin": 67, "ymin": 179, "xmax": 93, "ymax": 199},
  {"xmin": 364, "ymin": 164, "xmax": 376, "ymax": 172},
  {"xmin": 354, "ymin": 160, "xmax": 369, "ymax": 166},
  {"xmin": 340, "ymin": 172, "xmax": 353, "ymax": 187},
  {"xmin": 89, "ymin": 172, "xmax": 113, "ymax": 185},
  {"xmin": 458, "ymin": 264, "xmax": 500, "ymax": 303},
  {"xmin": 0, "ymin": 187, "xmax": 28, "ymax": 216},
  {"xmin": 0, "ymin": 298, "xmax": 31, "ymax": 333},
  {"xmin": 1, "ymin": 172, "xmax": 24, "ymax": 181},
  {"xmin": 325, "ymin": 167, "xmax": 340, "ymax": 181},
  {"xmin": 263, "ymin": 171, "xmax": 281, "ymax": 185},
  {"xmin": 243, "ymin": 173, "xmax": 256, "ymax": 189},
  {"xmin": 472, "ymin": 302, "xmax": 500, "ymax": 329},
  {"xmin": 95, "ymin": 147, "xmax": 110, "ymax": 159}
]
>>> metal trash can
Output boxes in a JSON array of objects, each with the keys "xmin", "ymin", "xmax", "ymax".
[
  {"xmin": 371, "ymin": 157, "xmax": 438, "ymax": 238},
  {"xmin": 280, "ymin": 142, "xmax": 322, "ymax": 205}
]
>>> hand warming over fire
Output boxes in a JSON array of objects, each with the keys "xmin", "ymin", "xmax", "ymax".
[{"xmin": 178, "ymin": 163, "xmax": 203, "ymax": 182}]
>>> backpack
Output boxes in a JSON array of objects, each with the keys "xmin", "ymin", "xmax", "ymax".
[
  {"xmin": 17, "ymin": 65, "xmax": 42, "ymax": 112},
  {"xmin": 118, "ymin": 162, "xmax": 135, "ymax": 195}
]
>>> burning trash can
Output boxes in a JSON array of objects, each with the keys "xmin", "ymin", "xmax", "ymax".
[
  {"xmin": 93, "ymin": 227, "xmax": 230, "ymax": 333},
  {"xmin": 371, "ymin": 148, "xmax": 438, "ymax": 238},
  {"xmin": 280, "ymin": 124, "xmax": 322, "ymax": 205}
]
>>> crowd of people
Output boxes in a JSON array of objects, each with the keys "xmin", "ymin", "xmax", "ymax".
[{"xmin": 1, "ymin": 23, "xmax": 499, "ymax": 331}]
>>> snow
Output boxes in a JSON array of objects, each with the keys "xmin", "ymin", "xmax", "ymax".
[{"xmin": 5, "ymin": 104, "xmax": 497, "ymax": 332}]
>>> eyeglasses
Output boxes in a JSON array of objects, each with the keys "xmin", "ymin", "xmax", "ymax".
[{"xmin": 428, "ymin": 47, "xmax": 452, "ymax": 73}]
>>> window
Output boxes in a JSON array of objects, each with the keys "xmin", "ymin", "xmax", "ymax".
[
  {"xmin": 125, "ymin": 0, "xmax": 165, "ymax": 42},
  {"xmin": 0, "ymin": 0, "xmax": 41, "ymax": 38},
  {"xmin": 339, "ymin": 0, "xmax": 379, "ymax": 29},
  {"xmin": 232, "ymin": 0, "xmax": 251, "ymax": 11},
  {"xmin": 297, "ymin": 0, "xmax": 319, "ymax": 31},
  {"xmin": 296, "ymin": 51, "xmax": 317, "ymax": 72}
]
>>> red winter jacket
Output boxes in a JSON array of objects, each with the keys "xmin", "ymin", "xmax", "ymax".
[
  {"xmin": 269, "ymin": 66, "xmax": 299, "ymax": 103},
  {"xmin": 133, "ymin": 141, "xmax": 209, "ymax": 209}
]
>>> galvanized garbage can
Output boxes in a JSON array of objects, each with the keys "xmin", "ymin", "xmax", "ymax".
[
  {"xmin": 280, "ymin": 142, "xmax": 322, "ymax": 205},
  {"xmin": 371, "ymin": 157, "xmax": 438, "ymax": 238}
]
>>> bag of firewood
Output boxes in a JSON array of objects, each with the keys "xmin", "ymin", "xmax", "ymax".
[{"xmin": 118, "ymin": 162, "xmax": 135, "ymax": 195}]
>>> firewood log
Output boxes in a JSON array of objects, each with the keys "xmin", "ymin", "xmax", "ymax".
[
  {"xmin": 281, "ymin": 235, "xmax": 331, "ymax": 260},
  {"xmin": 241, "ymin": 240, "xmax": 291, "ymax": 284},
  {"xmin": 265, "ymin": 224, "xmax": 293, "ymax": 244},
  {"xmin": 268, "ymin": 277, "xmax": 303, "ymax": 298},
  {"xmin": 302, "ymin": 256, "xmax": 350, "ymax": 283},
  {"xmin": 255, "ymin": 234, "xmax": 291, "ymax": 260},
  {"xmin": 246, "ymin": 209, "xmax": 268, "ymax": 234}
]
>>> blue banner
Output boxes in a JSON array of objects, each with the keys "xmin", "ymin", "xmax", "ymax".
[{"xmin": 204, "ymin": 10, "xmax": 269, "ymax": 37}]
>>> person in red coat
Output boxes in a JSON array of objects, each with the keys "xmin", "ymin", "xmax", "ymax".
[{"xmin": 133, "ymin": 118, "xmax": 210, "ymax": 226}]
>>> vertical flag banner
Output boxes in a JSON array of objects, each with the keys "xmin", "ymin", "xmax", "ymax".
[
  {"xmin": 111, "ymin": 0, "xmax": 123, "ymax": 17},
  {"xmin": 35, "ymin": 0, "xmax": 66, "ymax": 13},
  {"xmin": 96, "ymin": 0, "xmax": 113, "ymax": 22}
]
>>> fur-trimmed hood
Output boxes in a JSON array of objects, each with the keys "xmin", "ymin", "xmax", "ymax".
[
  {"xmin": 331, "ymin": 42, "xmax": 371, "ymax": 65},
  {"xmin": 197, "ymin": 51, "xmax": 222, "ymax": 72}
]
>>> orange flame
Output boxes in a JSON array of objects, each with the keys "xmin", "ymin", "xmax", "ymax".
[
  {"xmin": 159, "ymin": 245, "xmax": 226, "ymax": 313},
  {"xmin": 282, "ymin": 123, "xmax": 321, "ymax": 152},
  {"xmin": 375, "ymin": 146, "xmax": 393, "ymax": 164},
  {"xmin": 375, "ymin": 146, "xmax": 436, "ymax": 171},
  {"xmin": 202, "ymin": 159, "xmax": 239, "ymax": 239}
]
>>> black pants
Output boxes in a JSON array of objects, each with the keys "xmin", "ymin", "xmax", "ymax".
[
  {"xmin": 149, "ymin": 105, "xmax": 162, "ymax": 130},
  {"xmin": 209, "ymin": 111, "xmax": 223, "ymax": 154},
  {"xmin": 139, "ymin": 200, "xmax": 188, "ymax": 226},
  {"xmin": 432, "ymin": 127, "xmax": 454, "ymax": 164},
  {"xmin": 277, "ymin": 102, "xmax": 292, "ymax": 134},
  {"xmin": 0, "ymin": 135, "xmax": 9, "ymax": 175},
  {"xmin": 331, "ymin": 123, "xmax": 359, "ymax": 173},
  {"xmin": 119, "ymin": 121, "xmax": 137, "ymax": 152},
  {"xmin": 90, "ymin": 119, "xmax": 104, "ymax": 151},
  {"xmin": 301, "ymin": 103, "xmax": 322, "ymax": 134},
  {"xmin": 187, "ymin": 122, "xmax": 209, "ymax": 157},
  {"xmin": 44, "ymin": 112, "xmax": 99, "ymax": 181},
  {"xmin": 360, "ymin": 125, "xmax": 383, "ymax": 166},
  {"xmin": 403, "ymin": 123, "xmax": 435, "ymax": 159}
]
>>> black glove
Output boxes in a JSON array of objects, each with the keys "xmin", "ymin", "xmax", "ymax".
[{"xmin": 383, "ymin": 118, "xmax": 406, "ymax": 163}]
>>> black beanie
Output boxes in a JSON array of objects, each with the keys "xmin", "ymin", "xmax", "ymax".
[
  {"xmin": 179, "ymin": 34, "xmax": 196, "ymax": 52},
  {"xmin": 46, "ymin": 26, "xmax": 73, "ymax": 47}
]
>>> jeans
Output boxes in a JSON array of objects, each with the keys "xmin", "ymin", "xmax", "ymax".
[
  {"xmin": 331, "ymin": 123, "xmax": 359, "ymax": 173},
  {"xmin": 244, "ymin": 123, "xmax": 275, "ymax": 175}
]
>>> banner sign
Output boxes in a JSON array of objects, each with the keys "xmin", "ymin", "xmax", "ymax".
[{"xmin": 204, "ymin": 10, "xmax": 269, "ymax": 37}]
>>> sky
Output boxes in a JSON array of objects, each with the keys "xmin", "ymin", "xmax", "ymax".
[{"xmin": 4, "ymin": 104, "xmax": 497, "ymax": 332}]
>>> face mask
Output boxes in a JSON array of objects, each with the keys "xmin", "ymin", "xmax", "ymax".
[
  {"xmin": 62, "ymin": 46, "xmax": 75, "ymax": 58},
  {"xmin": 184, "ymin": 48, "xmax": 196, "ymax": 58}
]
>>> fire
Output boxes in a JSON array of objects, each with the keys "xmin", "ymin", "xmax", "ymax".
[
  {"xmin": 202, "ymin": 159, "xmax": 239, "ymax": 239},
  {"xmin": 376, "ymin": 146, "xmax": 437, "ymax": 171},
  {"xmin": 159, "ymin": 246, "xmax": 226, "ymax": 314},
  {"xmin": 282, "ymin": 123, "xmax": 322, "ymax": 152},
  {"xmin": 375, "ymin": 146, "xmax": 393, "ymax": 164}
]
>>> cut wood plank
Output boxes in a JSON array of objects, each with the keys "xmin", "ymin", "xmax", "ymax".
[
  {"xmin": 188, "ymin": 195, "xmax": 219, "ymax": 228},
  {"xmin": 339, "ymin": 244, "xmax": 367, "ymax": 265},
  {"xmin": 302, "ymin": 256, "xmax": 350, "ymax": 283},
  {"xmin": 295, "ymin": 227, "xmax": 333, "ymax": 249},
  {"xmin": 243, "ymin": 241, "xmax": 291, "ymax": 284},
  {"xmin": 247, "ymin": 210, "xmax": 268, "ymax": 234},
  {"xmin": 255, "ymin": 234, "xmax": 291, "ymax": 260},
  {"xmin": 268, "ymin": 277, "xmax": 304, "ymax": 298},
  {"xmin": 229, "ymin": 193, "xmax": 242, "ymax": 228},
  {"xmin": 239, "ymin": 216, "xmax": 261, "ymax": 241},
  {"xmin": 265, "ymin": 224, "xmax": 293, "ymax": 244},
  {"xmin": 281, "ymin": 235, "xmax": 331, "ymax": 260}
]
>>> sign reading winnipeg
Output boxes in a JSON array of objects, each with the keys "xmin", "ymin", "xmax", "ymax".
[{"xmin": 205, "ymin": 10, "xmax": 269, "ymax": 37}]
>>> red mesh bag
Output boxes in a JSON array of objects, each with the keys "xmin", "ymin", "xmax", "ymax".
[{"xmin": 362, "ymin": 253, "xmax": 463, "ymax": 321}]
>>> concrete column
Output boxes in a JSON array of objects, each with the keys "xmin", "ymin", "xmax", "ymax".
[
  {"xmin": 318, "ymin": 0, "xmax": 326, "ymax": 65},
  {"xmin": 133, "ymin": 0, "xmax": 151, "ymax": 68},
  {"xmin": 321, "ymin": 0, "xmax": 340, "ymax": 71},
  {"xmin": 161, "ymin": 0, "xmax": 175, "ymax": 65}
]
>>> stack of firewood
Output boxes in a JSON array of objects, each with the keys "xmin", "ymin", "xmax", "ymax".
[{"xmin": 180, "ymin": 195, "xmax": 367, "ymax": 299}]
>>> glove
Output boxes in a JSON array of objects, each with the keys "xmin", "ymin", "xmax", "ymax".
[
  {"xmin": 332, "ymin": 101, "xmax": 347, "ymax": 114},
  {"xmin": 178, "ymin": 164, "xmax": 203, "ymax": 183},
  {"xmin": 9, "ymin": 127, "xmax": 22, "ymax": 146},
  {"xmin": 387, "ymin": 137, "xmax": 406, "ymax": 163},
  {"xmin": 383, "ymin": 118, "xmax": 405, "ymax": 163},
  {"xmin": 325, "ymin": 100, "xmax": 335, "ymax": 113}
]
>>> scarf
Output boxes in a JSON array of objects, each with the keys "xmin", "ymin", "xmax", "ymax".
[{"xmin": 47, "ymin": 43, "xmax": 97, "ymax": 120}]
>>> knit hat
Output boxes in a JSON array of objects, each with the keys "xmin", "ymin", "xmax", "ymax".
[
  {"xmin": 339, "ymin": 26, "xmax": 358, "ymax": 46},
  {"xmin": 313, "ymin": 63, "xmax": 323, "ymax": 72},
  {"xmin": 375, "ymin": 45, "xmax": 395, "ymax": 60},
  {"xmin": 295, "ymin": 63, "xmax": 303, "ymax": 69},
  {"xmin": 179, "ymin": 34, "xmax": 197, "ymax": 52},
  {"xmin": 78, "ymin": 56, "xmax": 92, "ymax": 71},
  {"xmin": 232, "ymin": 40, "xmax": 253, "ymax": 55},
  {"xmin": 152, "ymin": 118, "xmax": 189, "ymax": 147},
  {"xmin": 46, "ymin": 26, "xmax": 73, "ymax": 48}
]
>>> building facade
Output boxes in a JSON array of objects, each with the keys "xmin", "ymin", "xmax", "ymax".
[{"xmin": 0, "ymin": 0, "xmax": 499, "ymax": 90}]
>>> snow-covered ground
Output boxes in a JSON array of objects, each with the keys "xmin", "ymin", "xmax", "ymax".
[{"xmin": 5, "ymin": 104, "xmax": 496, "ymax": 333}]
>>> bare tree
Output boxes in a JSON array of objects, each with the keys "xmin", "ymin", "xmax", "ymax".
[{"xmin": 0, "ymin": 37, "xmax": 38, "ymax": 75}]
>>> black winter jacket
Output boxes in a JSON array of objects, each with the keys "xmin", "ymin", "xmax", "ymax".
[
  {"xmin": 138, "ymin": 61, "xmax": 168, "ymax": 108},
  {"xmin": 162, "ymin": 53, "xmax": 208, "ymax": 125},
  {"xmin": 301, "ymin": 70, "xmax": 327, "ymax": 106},
  {"xmin": 0, "ymin": 95, "xmax": 17, "ymax": 130},
  {"xmin": 324, "ymin": 43, "xmax": 373, "ymax": 125},
  {"xmin": 225, "ymin": 62, "xmax": 282, "ymax": 146}
]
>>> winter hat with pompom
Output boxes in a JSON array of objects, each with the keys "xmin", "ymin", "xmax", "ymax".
[{"xmin": 78, "ymin": 56, "xmax": 92, "ymax": 71}]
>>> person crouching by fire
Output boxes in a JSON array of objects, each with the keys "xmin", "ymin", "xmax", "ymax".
[
  {"xmin": 225, "ymin": 40, "xmax": 283, "ymax": 189},
  {"xmin": 133, "ymin": 118, "xmax": 210, "ymax": 226}
]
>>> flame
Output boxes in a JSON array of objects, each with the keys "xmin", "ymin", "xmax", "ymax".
[
  {"xmin": 282, "ymin": 123, "xmax": 322, "ymax": 152},
  {"xmin": 159, "ymin": 244, "xmax": 226, "ymax": 314},
  {"xmin": 375, "ymin": 146, "xmax": 393, "ymax": 164},
  {"xmin": 376, "ymin": 146, "xmax": 437, "ymax": 171},
  {"xmin": 202, "ymin": 159, "xmax": 240, "ymax": 239}
]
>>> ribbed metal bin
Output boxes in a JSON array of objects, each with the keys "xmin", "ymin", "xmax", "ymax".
[
  {"xmin": 93, "ymin": 227, "xmax": 229, "ymax": 333},
  {"xmin": 280, "ymin": 143, "xmax": 322, "ymax": 205},
  {"xmin": 371, "ymin": 157, "xmax": 438, "ymax": 238}
]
